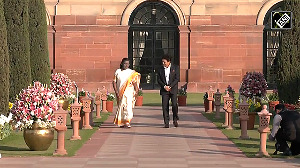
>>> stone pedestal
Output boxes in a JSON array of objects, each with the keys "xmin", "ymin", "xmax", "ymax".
[
  {"xmin": 239, "ymin": 98, "xmax": 249, "ymax": 139},
  {"xmin": 256, "ymin": 105, "xmax": 272, "ymax": 157},
  {"xmin": 207, "ymin": 86, "xmax": 214, "ymax": 113},
  {"xmin": 222, "ymin": 91, "xmax": 230, "ymax": 127},
  {"xmin": 95, "ymin": 88, "xmax": 101, "ymax": 118},
  {"xmin": 82, "ymin": 93, "xmax": 92, "ymax": 129},
  {"xmin": 214, "ymin": 89, "xmax": 222, "ymax": 119},
  {"xmin": 225, "ymin": 96, "xmax": 235, "ymax": 130},
  {"xmin": 53, "ymin": 101, "xmax": 68, "ymax": 155},
  {"xmin": 70, "ymin": 98, "xmax": 82, "ymax": 140},
  {"xmin": 101, "ymin": 86, "xmax": 108, "ymax": 113}
]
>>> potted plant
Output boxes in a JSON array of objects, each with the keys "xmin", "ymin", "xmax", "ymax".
[
  {"xmin": 11, "ymin": 81, "xmax": 58, "ymax": 151},
  {"xmin": 268, "ymin": 89, "xmax": 279, "ymax": 111},
  {"xmin": 203, "ymin": 92, "xmax": 214, "ymax": 112},
  {"xmin": 239, "ymin": 71, "xmax": 267, "ymax": 130},
  {"xmin": 177, "ymin": 87, "xmax": 187, "ymax": 106},
  {"xmin": 106, "ymin": 92, "xmax": 115, "ymax": 112},
  {"xmin": 135, "ymin": 89, "xmax": 143, "ymax": 106},
  {"xmin": 50, "ymin": 73, "xmax": 75, "ymax": 110}
]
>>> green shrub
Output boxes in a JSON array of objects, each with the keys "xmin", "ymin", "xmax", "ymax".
[
  {"xmin": 277, "ymin": 0, "xmax": 300, "ymax": 104},
  {"xmin": 4, "ymin": 0, "xmax": 32, "ymax": 101},
  {"xmin": 0, "ymin": 0, "xmax": 9, "ymax": 115},
  {"xmin": 29, "ymin": 0, "xmax": 50, "ymax": 85}
]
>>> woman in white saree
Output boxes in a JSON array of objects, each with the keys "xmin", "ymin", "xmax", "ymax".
[{"xmin": 113, "ymin": 58, "xmax": 140, "ymax": 128}]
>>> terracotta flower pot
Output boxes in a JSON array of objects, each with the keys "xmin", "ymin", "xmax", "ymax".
[
  {"xmin": 269, "ymin": 101, "xmax": 279, "ymax": 111},
  {"xmin": 247, "ymin": 112, "xmax": 257, "ymax": 130},
  {"xmin": 204, "ymin": 99, "xmax": 214, "ymax": 112},
  {"xmin": 135, "ymin": 96, "xmax": 143, "ymax": 106},
  {"xmin": 178, "ymin": 95, "xmax": 187, "ymax": 106},
  {"xmin": 106, "ymin": 101, "xmax": 114, "ymax": 112}
]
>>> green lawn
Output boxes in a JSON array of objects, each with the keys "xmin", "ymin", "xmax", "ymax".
[
  {"xmin": 202, "ymin": 112, "xmax": 300, "ymax": 158},
  {"xmin": 0, "ymin": 112, "xmax": 110, "ymax": 157}
]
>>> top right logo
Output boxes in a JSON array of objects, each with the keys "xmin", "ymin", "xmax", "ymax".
[{"xmin": 271, "ymin": 11, "xmax": 292, "ymax": 29}]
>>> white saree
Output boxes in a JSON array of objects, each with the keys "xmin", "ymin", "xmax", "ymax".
[{"xmin": 113, "ymin": 69, "xmax": 140, "ymax": 126}]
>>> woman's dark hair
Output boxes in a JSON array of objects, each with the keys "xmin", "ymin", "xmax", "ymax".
[
  {"xmin": 275, "ymin": 104, "xmax": 286, "ymax": 111},
  {"xmin": 120, "ymin": 58, "xmax": 130, "ymax": 69},
  {"xmin": 162, "ymin": 55, "xmax": 171, "ymax": 62}
]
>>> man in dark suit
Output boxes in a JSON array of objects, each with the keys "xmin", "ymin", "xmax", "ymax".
[
  {"xmin": 269, "ymin": 104, "xmax": 300, "ymax": 156},
  {"xmin": 157, "ymin": 55, "xmax": 180, "ymax": 128}
]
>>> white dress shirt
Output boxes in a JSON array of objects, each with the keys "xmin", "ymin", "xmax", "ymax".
[
  {"xmin": 164, "ymin": 64, "xmax": 171, "ymax": 85},
  {"xmin": 271, "ymin": 114, "xmax": 282, "ymax": 137}
]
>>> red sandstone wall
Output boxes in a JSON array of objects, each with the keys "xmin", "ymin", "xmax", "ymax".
[
  {"xmin": 187, "ymin": 15, "xmax": 264, "ymax": 92},
  {"xmin": 48, "ymin": 15, "xmax": 264, "ymax": 93},
  {"xmin": 52, "ymin": 15, "xmax": 127, "ymax": 93}
]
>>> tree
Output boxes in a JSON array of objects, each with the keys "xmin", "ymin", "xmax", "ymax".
[
  {"xmin": 29, "ymin": 0, "xmax": 50, "ymax": 85},
  {"xmin": 277, "ymin": 0, "xmax": 300, "ymax": 104},
  {"xmin": 4, "ymin": 0, "xmax": 31, "ymax": 101},
  {"xmin": 0, "ymin": 0, "xmax": 9, "ymax": 115}
]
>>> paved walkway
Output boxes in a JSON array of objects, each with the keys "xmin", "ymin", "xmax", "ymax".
[{"xmin": 1, "ymin": 106, "xmax": 300, "ymax": 167}]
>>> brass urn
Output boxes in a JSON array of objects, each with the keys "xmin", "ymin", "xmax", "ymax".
[{"xmin": 23, "ymin": 122, "xmax": 54, "ymax": 151}]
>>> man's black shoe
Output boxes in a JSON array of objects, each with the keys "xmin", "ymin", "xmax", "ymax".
[
  {"xmin": 173, "ymin": 120, "xmax": 178, "ymax": 127},
  {"xmin": 164, "ymin": 124, "xmax": 169, "ymax": 128},
  {"xmin": 282, "ymin": 148, "xmax": 292, "ymax": 156}
]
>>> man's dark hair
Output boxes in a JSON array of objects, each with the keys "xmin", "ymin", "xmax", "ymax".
[
  {"xmin": 275, "ymin": 104, "xmax": 286, "ymax": 111},
  {"xmin": 162, "ymin": 55, "xmax": 171, "ymax": 62},
  {"xmin": 120, "ymin": 58, "xmax": 130, "ymax": 69}
]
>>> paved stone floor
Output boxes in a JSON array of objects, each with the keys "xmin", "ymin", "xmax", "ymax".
[{"xmin": 0, "ymin": 106, "xmax": 300, "ymax": 167}]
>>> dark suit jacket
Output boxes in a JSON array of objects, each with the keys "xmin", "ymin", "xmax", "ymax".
[{"xmin": 157, "ymin": 64, "xmax": 180, "ymax": 95}]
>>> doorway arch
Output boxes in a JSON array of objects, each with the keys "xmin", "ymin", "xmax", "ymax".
[{"xmin": 128, "ymin": 1, "xmax": 180, "ymax": 89}]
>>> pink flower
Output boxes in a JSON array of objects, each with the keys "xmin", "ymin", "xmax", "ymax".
[
  {"xmin": 11, "ymin": 81, "xmax": 58, "ymax": 129},
  {"xmin": 50, "ymin": 73, "xmax": 75, "ymax": 99}
]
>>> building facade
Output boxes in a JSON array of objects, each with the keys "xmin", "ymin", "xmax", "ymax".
[{"xmin": 45, "ymin": 0, "xmax": 283, "ymax": 92}]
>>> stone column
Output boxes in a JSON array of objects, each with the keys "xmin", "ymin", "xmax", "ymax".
[
  {"xmin": 239, "ymin": 98, "xmax": 249, "ymax": 139},
  {"xmin": 82, "ymin": 92, "xmax": 92, "ymax": 129},
  {"xmin": 95, "ymin": 88, "xmax": 101, "ymax": 118},
  {"xmin": 256, "ymin": 105, "xmax": 272, "ymax": 157},
  {"xmin": 214, "ymin": 89, "xmax": 222, "ymax": 119},
  {"xmin": 225, "ymin": 96, "xmax": 235, "ymax": 130},
  {"xmin": 222, "ymin": 91, "xmax": 229, "ymax": 127},
  {"xmin": 70, "ymin": 98, "xmax": 82, "ymax": 140},
  {"xmin": 207, "ymin": 86, "xmax": 214, "ymax": 113},
  {"xmin": 53, "ymin": 101, "xmax": 68, "ymax": 155}
]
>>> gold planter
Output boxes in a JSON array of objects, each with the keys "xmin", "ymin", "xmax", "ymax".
[{"xmin": 23, "ymin": 128, "xmax": 54, "ymax": 151}]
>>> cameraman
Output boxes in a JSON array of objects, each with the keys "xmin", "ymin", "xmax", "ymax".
[{"xmin": 268, "ymin": 104, "xmax": 300, "ymax": 156}]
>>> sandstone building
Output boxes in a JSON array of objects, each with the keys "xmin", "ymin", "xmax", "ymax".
[{"xmin": 45, "ymin": 0, "xmax": 284, "ymax": 92}]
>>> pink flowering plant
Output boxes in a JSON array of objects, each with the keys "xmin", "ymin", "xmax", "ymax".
[
  {"xmin": 11, "ymin": 81, "xmax": 58, "ymax": 130},
  {"xmin": 50, "ymin": 73, "xmax": 75, "ymax": 100},
  {"xmin": 240, "ymin": 72, "xmax": 268, "ymax": 99}
]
